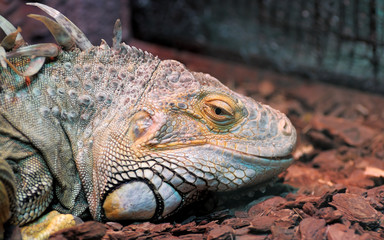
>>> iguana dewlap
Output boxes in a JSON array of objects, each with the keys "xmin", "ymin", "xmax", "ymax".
[{"xmin": 0, "ymin": 3, "xmax": 296, "ymax": 239}]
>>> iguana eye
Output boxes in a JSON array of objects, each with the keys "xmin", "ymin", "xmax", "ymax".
[
  {"xmin": 204, "ymin": 99, "xmax": 235, "ymax": 125},
  {"xmin": 214, "ymin": 107, "xmax": 223, "ymax": 115},
  {"xmin": 197, "ymin": 93, "xmax": 244, "ymax": 130}
]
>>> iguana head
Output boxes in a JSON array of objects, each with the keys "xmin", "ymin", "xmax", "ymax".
[
  {"xmin": 21, "ymin": 2, "xmax": 296, "ymax": 222},
  {"xmin": 94, "ymin": 60, "xmax": 296, "ymax": 221}
]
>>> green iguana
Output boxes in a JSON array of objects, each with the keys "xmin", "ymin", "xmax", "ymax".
[{"xmin": 0, "ymin": 3, "xmax": 296, "ymax": 239}]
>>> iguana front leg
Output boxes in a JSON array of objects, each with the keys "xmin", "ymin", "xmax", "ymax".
[
  {"xmin": 0, "ymin": 115, "xmax": 77, "ymax": 239},
  {"xmin": 0, "ymin": 114, "xmax": 53, "ymax": 224}
]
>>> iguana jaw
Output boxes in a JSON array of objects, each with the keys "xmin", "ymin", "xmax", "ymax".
[
  {"xmin": 101, "ymin": 142, "xmax": 293, "ymax": 221},
  {"xmin": 157, "ymin": 144, "xmax": 294, "ymax": 189}
]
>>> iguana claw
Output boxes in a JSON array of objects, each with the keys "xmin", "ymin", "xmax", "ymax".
[
  {"xmin": 1, "ymin": 44, "xmax": 59, "ymax": 78},
  {"xmin": 0, "ymin": 13, "xmax": 54, "ymax": 78},
  {"xmin": 27, "ymin": 2, "xmax": 93, "ymax": 50},
  {"xmin": 1, "ymin": 27, "xmax": 22, "ymax": 51},
  {"xmin": 0, "ymin": 47, "xmax": 6, "ymax": 69},
  {"xmin": 20, "ymin": 211, "xmax": 79, "ymax": 240},
  {"xmin": 0, "ymin": 15, "xmax": 24, "ymax": 43},
  {"xmin": 28, "ymin": 14, "xmax": 76, "ymax": 50},
  {"xmin": 6, "ymin": 43, "xmax": 60, "ymax": 58},
  {"xmin": 19, "ymin": 56, "xmax": 47, "ymax": 77}
]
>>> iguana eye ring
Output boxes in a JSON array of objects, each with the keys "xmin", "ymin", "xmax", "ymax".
[
  {"xmin": 204, "ymin": 100, "xmax": 235, "ymax": 125},
  {"xmin": 198, "ymin": 93, "xmax": 242, "ymax": 129},
  {"xmin": 206, "ymin": 99, "xmax": 234, "ymax": 116}
]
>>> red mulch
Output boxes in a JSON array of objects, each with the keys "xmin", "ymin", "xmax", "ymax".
[{"xmin": 49, "ymin": 41, "xmax": 384, "ymax": 240}]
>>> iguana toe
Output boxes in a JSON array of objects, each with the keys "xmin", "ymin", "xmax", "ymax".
[{"xmin": 20, "ymin": 211, "xmax": 78, "ymax": 240}]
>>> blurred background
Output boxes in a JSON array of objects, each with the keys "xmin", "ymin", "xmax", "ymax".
[{"xmin": 1, "ymin": 0, "xmax": 384, "ymax": 93}]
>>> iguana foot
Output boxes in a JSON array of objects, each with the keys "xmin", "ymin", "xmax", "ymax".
[{"xmin": 20, "ymin": 211, "xmax": 80, "ymax": 240}]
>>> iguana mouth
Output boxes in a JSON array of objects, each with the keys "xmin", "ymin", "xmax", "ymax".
[
  {"xmin": 217, "ymin": 145, "xmax": 294, "ymax": 161},
  {"xmin": 209, "ymin": 145, "xmax": 294, "ymax": 173},
  {"xmin": 152, "ymin": 139, "xmax": 293, "ymax": 162},
  {"xmin": 251, "ymin": 154, "xmax": 293, "ymax": 161}
]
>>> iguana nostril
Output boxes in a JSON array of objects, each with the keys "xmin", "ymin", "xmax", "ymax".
[{"xmin": 279, "ymin": 118, "xmax": 292, "ymax": 136}]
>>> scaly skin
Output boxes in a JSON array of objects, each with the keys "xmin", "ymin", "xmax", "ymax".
[{"xmin": 0, "ymin": 3, "xmax": 296, "ymax": 239}]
